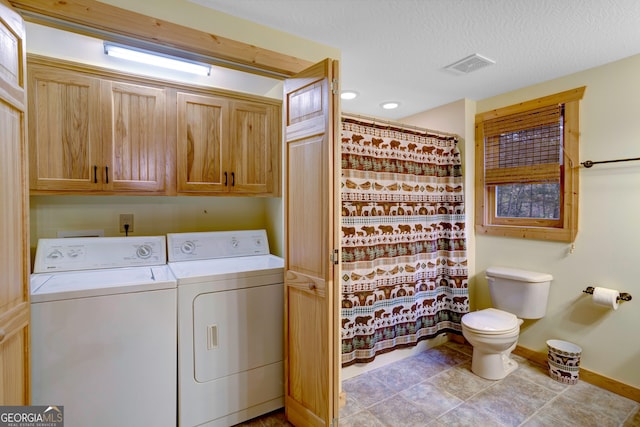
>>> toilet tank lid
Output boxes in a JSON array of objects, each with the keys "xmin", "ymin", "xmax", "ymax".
[{"xmin": 486, "ymin": 266, "xmax": 553, "ymax": 283}]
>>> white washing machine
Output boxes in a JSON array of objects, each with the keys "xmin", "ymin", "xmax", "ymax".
[
  {"xmin": 30, "ymin": 236, "xmax": 177, "ymax": 427},
  {"xmin": 167, "ymin": 230, "xmax": 284, "ymax": 427}
]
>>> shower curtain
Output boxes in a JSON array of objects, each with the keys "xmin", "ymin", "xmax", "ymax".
[{"xmin": 341, "ymin": 117, "xmax": 468, "ymax": 367}]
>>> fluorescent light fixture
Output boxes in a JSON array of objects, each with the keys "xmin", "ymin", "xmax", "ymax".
[
  {"xmin": 341, "ymin": 90, "xmax": 358, "ymax": 100},
  {"xmin": 104, "ymin": 42, "xmax": 211, "ymax": 76},
  {"xmin": 381, "ymin": 101, "xmax": 399, "ymax": 110}
]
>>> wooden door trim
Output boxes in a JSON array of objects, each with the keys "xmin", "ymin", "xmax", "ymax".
[{"xmin": 9, "ymin": 0, "xmax": 313, "ymax": 78}]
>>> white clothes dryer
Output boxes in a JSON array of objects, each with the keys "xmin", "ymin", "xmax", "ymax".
[
  {"xmin": 167, "ymin": 230, "xmax": 284, "ymax": 427},
  {"xmin": 30, "ymin": 236, "xmax": 177, "ymax": 427}
]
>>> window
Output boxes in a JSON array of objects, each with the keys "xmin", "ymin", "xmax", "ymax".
[{"xmin": 475, "ymin": 87, "xmax": 585, "ymax": 242}]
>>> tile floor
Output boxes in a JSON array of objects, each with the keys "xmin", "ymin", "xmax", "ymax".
[{"xmin": 235, "ymin": 341, "xmax": 640, "ymax": 427}]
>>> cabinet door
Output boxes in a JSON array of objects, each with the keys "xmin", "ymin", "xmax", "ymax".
[
  {"xmin": 283, "ymin": 59, "xmax": 340, "ymax": 427},
  {"xmin": 229, "ymin": 100, "xmax": 280, "ymax": 195},
  {"xmin": 176, "ymin": 92, "xmax": 229, "ymax": 193},
  {"xmin": 103, "ymin": 81, "xmax": 166, "ymax": 192},
  {"xmin": 28, "ymin": 66, "xmax": 101, "ymax": 191},
  {"xmin": 0, "ymin": 0, "xmax": 30, "ymax": 404}
]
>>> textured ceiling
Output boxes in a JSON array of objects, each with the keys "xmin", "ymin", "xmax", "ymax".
[{"xmin": 192, "ymin": 0, "xmax": 640, "ymax": 119}]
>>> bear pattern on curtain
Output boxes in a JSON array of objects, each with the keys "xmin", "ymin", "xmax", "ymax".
[{"xmin": 340, "ymin": 117, "xmax": 468, "ymax": 367}]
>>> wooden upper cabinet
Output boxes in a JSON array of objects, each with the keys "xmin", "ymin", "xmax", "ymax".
[
  {"xmin": 28, "ymin": 65, "xmax": 102, "ymax": 191},
  {"xmin": 28, "ymin": 57, "xmax": 281, "ymax": 196},
  {"xmin": 102, "ymin": 80, "xmax": 166, "ymax": 192},
  {"xmin": 177, "ymin": 92, "xmax": 281, "ymax": 196},
  {"xmin": 176, "ymin": 92, "xmax": 229, "ymax": 193},
  {"xmin": 28, "ymin": 61, "xmax": 167, "ymax": 194},
  {"xmin": 230, "ymin": 100, "xmax": 279, "ymax": 195}
]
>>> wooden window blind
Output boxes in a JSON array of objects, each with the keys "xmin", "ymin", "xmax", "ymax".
[{"xmin": 483, "ymin": 104, "xmax": 563, "ymax": 185}]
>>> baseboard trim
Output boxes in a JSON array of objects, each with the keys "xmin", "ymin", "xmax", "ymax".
[{"xmin": 513, "ymin": 345, "xmax": 640, "ymax": 403}]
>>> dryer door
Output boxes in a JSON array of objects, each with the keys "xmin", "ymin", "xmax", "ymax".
[{"xmin": 193, "ymin": 282, "xmax": 284, "ymax": 382}]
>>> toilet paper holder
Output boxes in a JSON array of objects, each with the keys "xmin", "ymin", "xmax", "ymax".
[{"xmin": 583, "ymin": 286, "xmax": 632, "ymax": 302}]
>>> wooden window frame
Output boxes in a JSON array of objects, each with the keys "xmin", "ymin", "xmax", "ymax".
[{"xmin": 475, "ymin": 87, "xmax": 585, "ymax": 242}]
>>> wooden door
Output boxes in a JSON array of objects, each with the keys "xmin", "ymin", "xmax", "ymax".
[
  {"xmin": 103, "ymin": 80, "xmax": 166, "ymax": 192},
  {"xmin": 284, "ymin": 59, "xmax": 340, "ymax": 427},
  {"xmin": 28, "ymin": 64, "xmax": 101, "ymax": 191},
  {"xmin": 229, "ymin": 100, "xmax": 279, "ymax": 195},
  {"xmin": 0, "ymin": 0, "xmax": 30, "ymax": 405},
  {"xmin": 176, "ymin": 92, "xmax": 229, "ymax": 193}
]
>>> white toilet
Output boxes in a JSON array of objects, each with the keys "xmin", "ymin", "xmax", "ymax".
[{"xmin": 461, "ymin": 267, "xmax": 553, "ymax": 380}]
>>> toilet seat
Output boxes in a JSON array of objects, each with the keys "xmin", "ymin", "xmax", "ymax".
[{"xmin": 462, "ymin": 308, "xmax": 519, "ymax": 334}]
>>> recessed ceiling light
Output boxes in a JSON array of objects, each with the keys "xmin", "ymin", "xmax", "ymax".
[
  {"xmin": 381, "ymin": 102, "xmax": 399, "ymax": 110},
  {"xmin": 341, "ymin": 90, "xmax": 358, "ymax": 100}
]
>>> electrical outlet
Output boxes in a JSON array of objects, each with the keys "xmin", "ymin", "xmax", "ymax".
[{"xmin": 119, "ymin": 214, "xmax": 134, "ymax": 233}]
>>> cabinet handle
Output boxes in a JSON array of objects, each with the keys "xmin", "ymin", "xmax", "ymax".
[
  {"xmin": 94, "ymin": 165, "xmax": 98, "ymax": 183},
  {"xmin": 224, "ymin": 172, "xmax": 228, "ymax": 186},
  {"xmin": 105, "ymin": 166, "xmax": 109, "ymax": 184},
  {"xmin": 231, "ymin": 172, "xmax": 235, "ymax": 187}
]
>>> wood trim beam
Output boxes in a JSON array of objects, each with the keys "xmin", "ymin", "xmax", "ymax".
[{"xmin": 9, "ymin": 0, "xmax": 313, "ymax": 78}]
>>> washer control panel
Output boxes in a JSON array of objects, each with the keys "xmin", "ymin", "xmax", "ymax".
[
  {"xmin": 167, "ymin": 230, "xmax": 270, "ymax": 262},
  {"xmin": 33, "ymin": 236, "xmax": 167, "ymax": 273}
]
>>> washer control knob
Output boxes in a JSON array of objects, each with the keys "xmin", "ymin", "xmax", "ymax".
[
  {"xmin": 231, "ymin": 238, "xmax": 239, "ymax": 248},
  {"xmin": 67, "ymin": 249, "xmax": 81, "ymax": 258},
  {"xmin": 47, "ymin": 249, "xmax": 63, "ymax": 260},
  {"xmin": 181, "ymin": 241, "xmax": 196, "ymax": 254},
  {"xmin": 136, "ymin": 244, "xmax": 153, "ymax": 259}
]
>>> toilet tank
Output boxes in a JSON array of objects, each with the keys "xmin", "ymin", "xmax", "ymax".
[{"xmin": 486, "ymin": 267, "xmax": 553, "ymax": 319}]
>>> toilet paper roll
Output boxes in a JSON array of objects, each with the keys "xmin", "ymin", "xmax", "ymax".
[{"xmin": 592, "ymin": 286, "xmax": 620, "ymax": 310}]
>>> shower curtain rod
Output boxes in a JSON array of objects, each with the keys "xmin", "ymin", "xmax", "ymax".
[{"xmin": 341, "ymin": 112, "xmax": 459, "ymax": 140}]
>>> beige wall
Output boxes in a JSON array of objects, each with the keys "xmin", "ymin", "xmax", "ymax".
[
  {"xmin": 30, "ymin": 194, "xmax": 274, "ymax": 249},
  {"xmin": 474, "ymin": 54, "xmax": 640, "ymax": 390}
]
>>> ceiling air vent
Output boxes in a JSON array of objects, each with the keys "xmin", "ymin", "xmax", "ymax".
[{"xmin": 444, "ymin": 53, "xmax": 495, "ymax": 75}]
